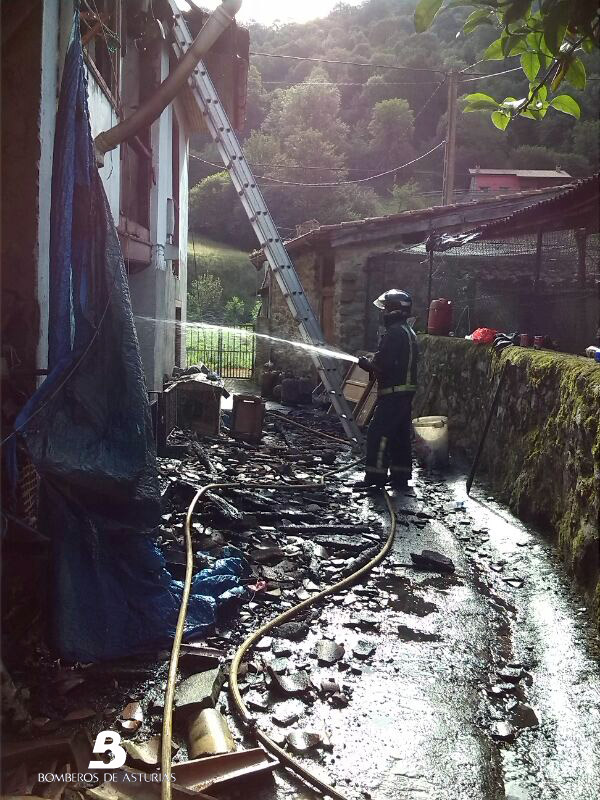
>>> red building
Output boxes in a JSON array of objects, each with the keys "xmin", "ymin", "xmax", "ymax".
[{"xmin": 469, "ymin": 167, "xmax": 572, "ymax": 194}]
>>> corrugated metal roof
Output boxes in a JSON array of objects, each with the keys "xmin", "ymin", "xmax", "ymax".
[{"xmin": 468, "ymin": 168, "xmax": 572, "ymax": 178}]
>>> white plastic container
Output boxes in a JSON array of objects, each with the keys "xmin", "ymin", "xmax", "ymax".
[{"xmin": 412, "ymin": 416, "xmax": 449, "ymax": 468}]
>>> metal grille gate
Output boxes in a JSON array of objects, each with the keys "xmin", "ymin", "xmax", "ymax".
[{"xmin": 186, "ymin": 323, "xmax": 255, "ymax": 378}]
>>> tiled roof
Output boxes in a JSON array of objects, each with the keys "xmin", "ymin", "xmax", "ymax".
[
  {"xmin": 250, "ymin": 183, "xmax": 574, "ymax": 264},
  {"xmin": 468, "ymin": 168, "xmax": 572, "ymax": 178},
  {"xmin": 434, "ymin": 174, "xmax": 598, "ymax": 250},
  {"xmin": 476, "ymin": 173, "xmax": 599, "ymax": 238}
]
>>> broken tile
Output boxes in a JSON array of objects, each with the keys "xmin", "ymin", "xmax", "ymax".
[
  {"xmin": 320, "ymin": 678, "xmax": 340, "ymax": 695},
  {"xmin": 490, "ymin": 721, "xmax": 515, "ymax": 742},
  {"xmin": 410, "ymin": 550, "xmax": 455, "ymax": 573},
  {"xmin": 272, "ymin": 709, "xmax": 300, "ymax": 727},
  {"xmin": 270, "ymin": 670, "xmax": 313, "ymax": 696},
  {"xmin": 268, "ymin": 658, "xmax": 289, "ymax": 675},
  {"xmin": 187, "ymin": 708, "xmax": 236, "ymax": 758},
  {"xmin": 245, "ymin": 692, "xmax": 269, "ymax": 712},
  {"xmin": 254, "ymin": 637, "xmax": 273, "ymax": 652},
  {"xmin": 330, "ymin": 692, "xmax": 349, "ymax": 709},
  {"xmin": 510, "ymin": 702, "xmax": 539, "ymax": 729},
  {"xmin": 316, "ymin": 640, "xmax": 345, "ymax": 665},
  {"xmin": 353, "ymin": 640, "xmax": 376, "ymax": 660},
  {"xmin": 286, "ymin": 731, "xmax": 321, "ymax": 753},
  {"xmin": 272, "ymin": 642, "xmax": 292, "ymax": 658},
  {"xmin": 174, "ymin": 668, "xmax": 225, "ymax": 714}
]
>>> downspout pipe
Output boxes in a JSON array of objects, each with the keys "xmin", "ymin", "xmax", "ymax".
[{"xmin": 94, "ymin": 0, "xmax": 242, "ymax": 166}]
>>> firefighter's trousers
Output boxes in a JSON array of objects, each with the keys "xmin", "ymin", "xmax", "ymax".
[{"xmin": 365, "ymin": 393, "xmax": 414, "ymax": 482}]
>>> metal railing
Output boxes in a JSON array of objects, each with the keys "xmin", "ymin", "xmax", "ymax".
[{"xmin": 186, "ymin": 323, "xmax": 255, "ymax": 378}]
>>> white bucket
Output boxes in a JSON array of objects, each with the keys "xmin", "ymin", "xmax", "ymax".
[{"xmin": 412, "ymin": 416, "xmax": 449, "ymax": 468}]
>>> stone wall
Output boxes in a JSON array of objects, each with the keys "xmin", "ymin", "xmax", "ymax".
[
  {"xmin": 266, "ymin": 251, "xmax": 324, "ymax": 376},
  {"xmin": 413, "ymin": 335, "xmax": 600, "ymax": 621}
]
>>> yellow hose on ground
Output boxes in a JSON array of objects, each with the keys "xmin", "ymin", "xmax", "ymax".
[{"xmin": 161, "ymin": 461, "xmax": 396, "ymax": 800}]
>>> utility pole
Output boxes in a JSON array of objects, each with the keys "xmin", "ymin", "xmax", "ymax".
[{"xmin": 442, "ymin": 71, "xmax": 458, "ymax": 206}]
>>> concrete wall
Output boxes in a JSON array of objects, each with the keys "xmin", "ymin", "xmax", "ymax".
[{"xmin": 413, "ymin": 335, "xmax": 600, "ymax": 622}]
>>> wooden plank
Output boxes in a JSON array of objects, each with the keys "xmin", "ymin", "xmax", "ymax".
[
  {"xmin": 340, "ymin": 358, "xmax": 373, "ymax": 406},
  {"xmin": 354, "ymin": 383, "xmax": 378, "ymax": 428}
]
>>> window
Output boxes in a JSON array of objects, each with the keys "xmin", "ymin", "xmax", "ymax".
[
  {"xmin": 80, "ymin": 0, "xmax": 121, "ymax": 105},
  {"xmin": 121, "ymin": 131, "xmax": 152, "ymax": 231},
  {"xmin": 118, "ymin": 47, "xmax": 153, "ymax": 265}
]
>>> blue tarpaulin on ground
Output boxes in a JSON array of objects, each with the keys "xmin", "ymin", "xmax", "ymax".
[{"xmin": 14, "ymin": 11, "xmax": 246, "ymax": 663}]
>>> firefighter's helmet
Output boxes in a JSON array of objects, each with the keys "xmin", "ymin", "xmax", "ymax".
[{"xmin": 373, "ymin": 289, "xmax": 412, "ymax": 313}]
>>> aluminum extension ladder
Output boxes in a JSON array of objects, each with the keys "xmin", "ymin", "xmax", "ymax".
[{"xmin": 168, "ymin": 4, "xmax": 364, "ymax": 446}]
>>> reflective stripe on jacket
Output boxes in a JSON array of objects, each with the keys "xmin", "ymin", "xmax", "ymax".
[{"xmin": 371, "ymin": 320, "xmax": 418, "ymax": 394}]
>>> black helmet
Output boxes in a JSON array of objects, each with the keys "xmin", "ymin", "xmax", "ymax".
[{"xmin": 373, "ymin": 289, "xmax": 412, "ymax": 313}]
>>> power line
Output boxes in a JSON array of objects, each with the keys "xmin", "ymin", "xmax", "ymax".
[
  {"xmin": 261, "ymin": 80, "xmax": 443, "ymax": 87},
  {"xmin": 249, "ymin": 50, "xmax": 446, "ymax": 74},
  {"xmin": 460, "ymin": 66, "xmax": 524, "ymax": 83},
  {"xmin": 190, "ymin": 141, "xmax": 446, "ymax": 187},
  {"xmin": 413, "ymin": 78, "xmax": 447, "ymax": 123},
  {"xmin": 191, "ymin": 154, "xmax": 439, "ymax": 173}
]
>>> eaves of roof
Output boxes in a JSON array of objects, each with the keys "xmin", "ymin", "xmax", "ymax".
[{"xmin": 249, "ymin": 183, "xmax": 572, "ymax": 266}]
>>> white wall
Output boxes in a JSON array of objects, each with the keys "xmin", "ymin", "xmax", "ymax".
[
  {"xmin": 128, "ymin": 46, "xmax": 191, "ymax": 390},
  {"xmin": 86, "ymin": 77, "xmax": 120, "ymax": 221},
  {"xmin": 36, "ymin": 10, "xmax": 192, "ymax": 391}
]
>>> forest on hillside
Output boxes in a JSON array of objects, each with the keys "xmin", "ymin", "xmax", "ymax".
[{"xmin": 189, "ymin": 0, "xmax": 599, "ymax": 251}]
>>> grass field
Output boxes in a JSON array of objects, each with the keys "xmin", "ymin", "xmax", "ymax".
[
  {"xmin": 187, "ymin": 235, "xmax": 261, "ymax": 309},
  {"xmin": 186, "ymin": 236, "xmax": 261, "ymax": 375}
]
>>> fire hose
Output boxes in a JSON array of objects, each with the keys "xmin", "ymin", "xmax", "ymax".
[{"xmin": 161, "ymin": 461, "xmax": 397, "ymax": 800}]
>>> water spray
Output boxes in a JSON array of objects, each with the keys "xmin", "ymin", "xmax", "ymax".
[{"xmin": 134, "ymin": 315, "xmax": 359, "ymax": 364}]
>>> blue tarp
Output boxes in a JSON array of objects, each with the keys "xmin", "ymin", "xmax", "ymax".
[{"xmin": 13, "ymin": 11, "xmax": 246, "ymax": 663}]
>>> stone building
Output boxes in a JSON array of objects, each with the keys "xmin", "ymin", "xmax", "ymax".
[{"xmin": 252, "ymin": 178, "xmax": 598, "ymax": 376}]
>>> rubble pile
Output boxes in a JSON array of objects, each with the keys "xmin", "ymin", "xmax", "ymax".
[{"xmin": 1, "ymin": 407, "xmax": 389, "ymax": 797}]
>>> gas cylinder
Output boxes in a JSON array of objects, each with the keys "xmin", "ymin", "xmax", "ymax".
[{"xmin": 428, "ymin": 298, "xmax": 453, "ymax": 336}]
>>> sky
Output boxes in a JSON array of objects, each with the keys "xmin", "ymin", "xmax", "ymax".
[{"xmin": 175, "ymin": 0, "xmax": 363, "ymax": 25}]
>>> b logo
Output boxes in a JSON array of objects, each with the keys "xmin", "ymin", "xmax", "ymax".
[{"xmin": 89, "ymin": 731, "xmax": 127, "ymax": 769}]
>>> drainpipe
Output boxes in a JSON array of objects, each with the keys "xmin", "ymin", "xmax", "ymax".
[{"xmin": 94, "ymin": 0, "xmax": 242, "ymax": 166}]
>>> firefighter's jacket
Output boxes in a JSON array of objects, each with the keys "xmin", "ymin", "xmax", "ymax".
[{"xmin": 371, "ymin": 316, "xmax": 418, "ymax": 396}]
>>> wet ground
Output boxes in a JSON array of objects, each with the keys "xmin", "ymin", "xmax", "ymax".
[
  {"xmin": 238, "ymin": 466, "xmax": 600, "ymax": 800},
  {"xmin": 4, "ymin": 408, "xmax": 599, "ymax": 800}
]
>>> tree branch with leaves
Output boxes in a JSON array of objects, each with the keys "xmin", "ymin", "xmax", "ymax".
[{"xmin": 414, "ymin": 0, "xmax": 599, "ymax": 128}]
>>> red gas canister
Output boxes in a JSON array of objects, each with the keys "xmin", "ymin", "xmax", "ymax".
[{"xmin": 428, "ymin": 298, "xmax": 453, "ymax": 336}]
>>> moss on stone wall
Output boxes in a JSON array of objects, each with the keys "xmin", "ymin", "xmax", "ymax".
[{"xmin": 414, "ymin": 335, "xmax": 600, "ymax": 623}]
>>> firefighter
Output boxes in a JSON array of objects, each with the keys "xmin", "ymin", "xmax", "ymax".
[{"xmin": 354, "ymin": 289, "xmax": 418, "ymax": 490}]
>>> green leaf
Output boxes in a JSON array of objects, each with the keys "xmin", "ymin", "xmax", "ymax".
[
  {"xmin": 414, "ymin": 0, "xmax": 444, "ymax": 33},
  {"xmin": 549, "ymin": 94, "xmax": 580, "ymax": 118},
  {"xmin": 491, "ymin": 110, "xmax": 510, "ymax": 129},
  {"xmin": 507, "ymin": 37, "xmax": 529, "ymax": 56},
  {"xmin": 464, "ymin": 92, "xmax": 500, "ymax": 111},
  {"xmin": 542, "ymin": 0, "xmax": 569, "ymax": 56},
  {"xmin": 503, "ymin": 0, "xmax": 532, "ymax": 25},
  {"xmin": 520, "ymin": 51, "xmax": 540, "ymax": 81},
  {"xmin": 483, "ymin": 38, "xmax": 505, "ymax": 60},
  {"xmin": 565, "ymin": 58, "xmax": 586, "ymax": 90},
  {"xmin": 530, "ymin": 82, "xmax": 547, "ymax": 102},
  {"xmin": 463, "ymin": 8, "xmax": 495, "ymax": 33}
]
